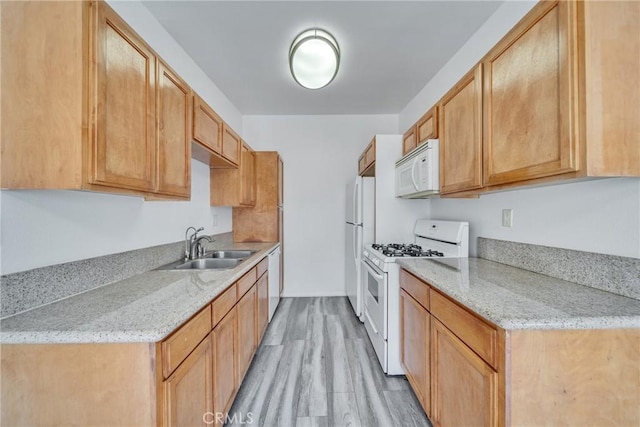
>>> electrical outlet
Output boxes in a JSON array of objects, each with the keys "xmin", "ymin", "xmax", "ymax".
[
  {"xmin": 502, "ymin": 209, "xmax": 513, "ymax": 228},
  {"xmin": 213, "ymin": 214, "xmax": 218, "ymax": 227}
]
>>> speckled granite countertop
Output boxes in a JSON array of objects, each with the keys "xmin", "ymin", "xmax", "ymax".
[
  {"xmin": 0, "ymin": 242, "xmax": 279, "ymax": 344},
  {"xmin": 397, "ymin": 257, "xmax": 640, "ymax": 330}
]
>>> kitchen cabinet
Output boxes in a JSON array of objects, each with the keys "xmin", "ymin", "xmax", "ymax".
[
  {"xmin": 155, "ymin": 60, "xmax": 192, "ymax": 199},
  {"xmin": 1, "ymin": 255, "xmax": 273, "ymax": 426},
  {"xmin": 236, "ymin": 284, "xmax": 257, "ymax": 382},
  {"xmin": 402, "ymin": 127, "xmax": 417, "ymax": 158},
  {"xmin": 257, "ymin": 272, "xmax": 269, "ymax": 341},
  {"xmin": 232, "ymin": 152, "xmax": 283, "ymax": 242},
  {"xmin": 483, "ymin": 0, "xmax": 578, "ymax": 186},
  {"xmin": 358, "ymin": 138, "xmax": 376, "ymax": 177},
  {"xmin": 212, "ymin": 307, "xmax": 238, "ymax": 426},
  {"xmin": 438, "ymin": 65, "xmax": 483, "ymax": 195},
  {"xmin": 1, "ymin": 1, "xmax": 192, "ymax": 199},
  {"xmin": 192, "ymin": 97, "xmax": 241, "ymax": 169},
  {"xmin": 402, "ymin": 107, "xmax": 438, "ymax": 157},
  {"xmin": 211, "ymin": 142, "xmax": 256, "ymax": 207},
  {"xmin": 400, "ymin": 289, "xmax": 431, "ymax": 416},
  {"xmin": 399, "ymin": 267, "xmax": 639, "ymax": 426},
  {"xmin": 431, "ymin": 318, "xmax": 497, "ymax": 427},
  {"xmin": 163, "ymin": 336, "xmax": 213, "ymax": 427}
]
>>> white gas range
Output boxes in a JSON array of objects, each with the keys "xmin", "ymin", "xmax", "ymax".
[{"xmin": 361, "ymin": 219, "xmax": 469, "ymax": 375}]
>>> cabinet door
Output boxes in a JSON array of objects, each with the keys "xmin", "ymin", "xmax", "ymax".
[
  {"xmin": 156, "ymin": 60, "xmax": 191, "ymax": 198},
  {"xmin": 439, "ymin": 65, "xmax": 483, "ymax": 195},
  {"xmin": 400, "ymin": 289, "xmax": 431, "ymax": 416},
  {"xmin": 222, "ymin": 125, "xmax": 241, "ymax": 166},
  {"xmin": 164, "ymin": 337, "xmax": 213, "ymax": 427},
  {"xmin": 193, "ymin": 95, "xmax": 222, "ymax": 154},
  {"xmin": 90, "ymin": 2, "xmax": 156, "ymax": 192},
  {"xmin": 431, "ymin": 318, "xmax": 497, "ymax": 427},
  {"xmin": 236, "ymin": 284, "xmax": 257, "ymax": 382},
  {"xmin": 257, "ymin": 273, "xmax": 269, "ymax": 341},
  {"xmin": 403, "ymin": 127, "xmax": 417, "ymax": 155},
  {"xmin": 240, "ymin": 144, "xmax": 256, "ymax": 206},
  {"xmin": 483, "ymin": 1, "xmax": 578, "ymax": 186},
  {"xmin": 417, "ymin": 107, "xmax": 438, "ymax": 147},
  {"xmin": 278, "ymin": 156, "xmax": 284, "ymax": 207},
  {"xmin": 212, "ymin": 308, "xmax": 237, "ymax": 422}
]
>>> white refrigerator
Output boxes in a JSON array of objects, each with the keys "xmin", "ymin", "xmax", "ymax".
[{"xmin": 345, "ymin": 176, "xmax": 374, "ymax": 321}]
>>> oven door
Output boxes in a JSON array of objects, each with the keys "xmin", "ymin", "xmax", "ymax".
[{"xmin": 362, "ymin": 258, "xmax": 387, "ymax": 339}]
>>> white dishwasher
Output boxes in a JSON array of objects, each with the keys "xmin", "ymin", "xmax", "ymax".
[{"xmin": 268, "ymin": 246, "xmax": 281, "ymax": 321}]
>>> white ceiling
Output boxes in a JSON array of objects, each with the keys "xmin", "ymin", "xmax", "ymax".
[{"xmin": 143, "ymin": 1, "xmax": 503, "ymax": 115}]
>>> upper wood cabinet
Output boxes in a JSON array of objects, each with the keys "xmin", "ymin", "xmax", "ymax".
[
  {"xmin": 192, "ymin": 97, "xmax": 240, "ymax": 169},
  {"xmin": 232, "ymin": 152, "xmax": 282, "ymax": 242},
  {"xmin": 155, "ymin": 60, "xmax": 192, "ymax": 198},
  {"xmin": 211, "ymin": 142, "xmax": 256, "ymax": 207},
  {"xmin": 192, "ymin": 95, "xmax": 223, "ymax": 158},
  {"xmin": 90, "ymin": 2, "xmax": 157, "ymax": 192},
  {"xmin": 483, "ymin": 0, "xmax": 578, "ymax": 186},
  {"xmin": 402, "ymin": 127, "xmax": 417, "ymax": 157},
  {"xmin": 402, "ymin": 107, "xmax": 439, "ymax": 157},
  {"xmin": 439, "ymin": 65, "xmax": 483, "ymax": 195},
  {"xmin": 1, "ymin": 1, "xmax": 191, "ymax": 199},
  {"xmin": 358, "ymin": 138, "xmax": 376, "ymax": 176}
]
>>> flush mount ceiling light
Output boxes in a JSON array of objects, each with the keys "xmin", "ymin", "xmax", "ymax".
[{"xmin": 289, "ymin": 28, "xmax": 340, "ymax": 90}]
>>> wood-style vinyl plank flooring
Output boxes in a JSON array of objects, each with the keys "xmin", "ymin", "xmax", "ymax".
[{"xmin": 227, "ymin": 297, "xmax": 432, "ymax": 427}]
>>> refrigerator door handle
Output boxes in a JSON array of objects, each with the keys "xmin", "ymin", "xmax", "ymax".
[
  {"xmin": 353, "ymin": 225, "xmax": 359, "ymax": 264},
  {"xmin": 353, "ymin": 177, "xmax": 361, "ymax": 224}
]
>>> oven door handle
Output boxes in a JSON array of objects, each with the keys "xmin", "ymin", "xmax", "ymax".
[
  {"xmin": 363, "ymin": 259, "xmax": 384, "ymax": 281},
  {"xmin": 364, "ymin": 308, "xmax": 380, "ymax": 336},
  {"xmin": 410, "ymin": 156, "xmax": 420, "ymax": 191}
]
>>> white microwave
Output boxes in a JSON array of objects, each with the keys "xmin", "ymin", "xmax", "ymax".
[{"xmin": 395, "ymin": 139, "xmax": 439, "ymax": 198}]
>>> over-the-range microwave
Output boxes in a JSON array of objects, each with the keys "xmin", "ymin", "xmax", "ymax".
[{"xmin": 395, "ymin": 139, "xmax": 439, "ymax": 198}]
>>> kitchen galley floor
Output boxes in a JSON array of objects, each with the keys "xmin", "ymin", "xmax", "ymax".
[{"xmin": 227, "ymin": 297, "xmax": 432, "ymax": 427}]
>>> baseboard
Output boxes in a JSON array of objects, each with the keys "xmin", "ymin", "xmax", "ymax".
[{"xmin": 280, "ymin": 291, "xmax": 347, "ymax": 298}]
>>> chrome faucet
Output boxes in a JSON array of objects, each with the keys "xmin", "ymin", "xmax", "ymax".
[
  {"xmin": 191, "ymin": 235, "xmax": 212, "ymax": 259},
  {"xmin": 184, "ymin": 226, "xmax": 204, "ymax": 261}
]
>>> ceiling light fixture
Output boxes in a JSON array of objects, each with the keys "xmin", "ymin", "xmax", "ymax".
[{"xmin": 289, "ymin": 28, "xmax": 340, "ymax": 90}]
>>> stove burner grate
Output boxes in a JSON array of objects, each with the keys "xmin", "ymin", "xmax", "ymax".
[{"xmin": 371, "ymin": 243, "xmax": 444, "ymax": 258}]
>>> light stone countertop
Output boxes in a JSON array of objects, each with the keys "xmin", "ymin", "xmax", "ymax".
[
  {"xmin": 397, "ymin": 257, "xmax": 640, "ymax": 330},
  {"xmin": 0, "ymin": 242, "xmax": 279, "ymax": 344}
]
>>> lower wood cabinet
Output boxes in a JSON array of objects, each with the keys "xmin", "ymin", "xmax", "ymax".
[
  {"xmin": 399, "ymin": 268, "xmax": 639, "ymax": 427},
  {"xmin": 212, "ymin": 307, "xmax": 238, "ymax": 426},
  {"xmin": 431, "ymin": 318, "xmax": 497, "ymax": 427},
  {"xmin": 164, "ymin": 336, "xmax": 213, "ymax": 427},
  {"xmin": 0, "ymin": 257, "xmax": 272, "ymax": 427},
  {"xmin": 257, "ymin": 273, "xmax": 269, "ymax": 341},
  {"xmin": 236, "ymin": 284, "xmax": 257, "ymax": 382},
  {"xmin": 400, "ymin": 289, "xmax": 431, "ymax": 416}
]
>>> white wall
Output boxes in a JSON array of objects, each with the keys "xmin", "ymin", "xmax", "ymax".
[
  {"xmin": 243, "ymin": 115, "xmax": 398, "ymax": 297},
  {"xmin": 1, "ymin": 161, "xmax": 232, "ymax": 275},
  {"xmin": 400, "ymin": 0, "xmax": 640, "ymax": 260},
  {"xmin": 431, "ymin": 179, "xmax": 640, "ymax": 258},
  {"xmin": 0, "ymin": 0, "xmax": 243, "ymax": 275}
]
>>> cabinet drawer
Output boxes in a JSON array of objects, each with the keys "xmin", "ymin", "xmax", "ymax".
[
  {"xmin": 430, "ymin": 290, "xmax": 497, "ymax": 368},
  {"xmin": 212, "ymin": 283, "xmax": 237, "ymax": 327},
  {"xmin": 162, "ymin": 304, "xmax": 212, "ymax": 378},
  {"xmin": 400, "ymin": 269, "xmax": 429, "ymax": 310},
  {"xmin": 256, "ymin": 257, "xmax": 268, "ymax": 278},
  {"xmin": 237, "ymin": 267, "xmax": 257, "ymax": 298}
]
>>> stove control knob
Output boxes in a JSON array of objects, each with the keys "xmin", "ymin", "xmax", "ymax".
[
  {"xmin": 373, "ymin": 259, "xmax": 380, "ymax": 266},
  {"xmin": 363, "ymin": 250, "xmax": 369, "ymax": 257}
]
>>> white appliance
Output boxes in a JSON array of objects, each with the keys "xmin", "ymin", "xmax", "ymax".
[
  {"xmin": 395, "ymin": 139, "xmax": 439, "ymax": 198},
  {"xmin": 345, "ymin": 135, "xmax": 429, "ymax": 321},
  {"xmin": 345, "ymin": 176, "xmax": 374, "ymax": 321},
  {"xmin": 268, "ymin": 246, "xmax": 281, "ymax": 321},
  {"xmin": 362, "ymin": 219, "xmax": 469, "ymax": 375}
]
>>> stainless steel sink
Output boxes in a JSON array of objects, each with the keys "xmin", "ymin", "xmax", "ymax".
[
  {"xmin": 207, "ymin": 250, "xmax": 256, "ymax": 259},
  {"xmin": 155, "ymin": 249, "xmax": 256, "ymax": 271},
  {"xmin": 174, "ymin": 258, "xmax": 241, "ymax": 270}
]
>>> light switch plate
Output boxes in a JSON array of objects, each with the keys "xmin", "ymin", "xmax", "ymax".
[{"xmin": 502, "ymin": 209, "xmax": 513, "ymax": 227}]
